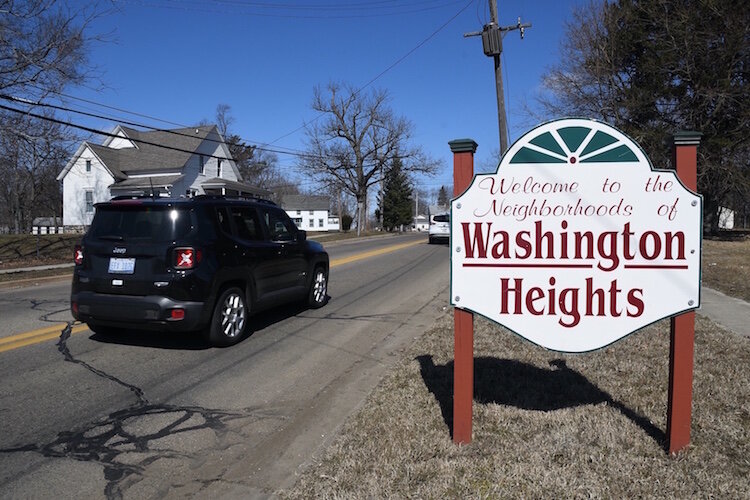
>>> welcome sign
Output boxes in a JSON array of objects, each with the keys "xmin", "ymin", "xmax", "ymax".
[{"xmin": 450, "ymin": 119, "xmax": 702, "ymax": 352}]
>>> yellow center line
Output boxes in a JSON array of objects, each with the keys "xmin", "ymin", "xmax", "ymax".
[
  {"xmin": 330, "ymin": 239, "xmax": 424, "ymax": 268},
  {"xmin": 0, "ymin": 324, "xmax": 88, "ymax": 354},
  {"xmin": 1, "ymin": 238, "xmax": 425, "ymax": 353}
]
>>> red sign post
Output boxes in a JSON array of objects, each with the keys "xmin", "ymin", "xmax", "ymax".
[
  {"xmin": 449, "ymin": 139, "xmax": 477, "ymax": 445},
  {"xmin": 667, "ymin": 131, "xmax": 701, "ymax": 455}
]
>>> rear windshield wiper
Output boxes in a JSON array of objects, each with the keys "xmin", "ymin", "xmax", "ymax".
[{"xmin": 97, "ymin": 235, "xmax": 124, "ymax": 241}]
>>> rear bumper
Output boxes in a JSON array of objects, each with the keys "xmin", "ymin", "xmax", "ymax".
[{"xmin": 71, "ymin": 291, "xmax": 207, "ymax": 332}]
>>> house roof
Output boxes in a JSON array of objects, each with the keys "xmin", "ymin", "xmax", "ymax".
[
  {"xmin": 59, "ymin": 125, "xmax": 224, "ymax": 182},
  {"xmin": 109, "ymin": 174, "xmax": 185, "ymax": 189},
  {"xmin": 280, "ymin": 195, "xmax": 330, "ymax": 211},
  {"xmin": 200, "ymin": 178, "xmax": 273, "ymax": 197},
  {"xmin": 88, "ymin": 143, "xmax": 126, "ymax": 179},
  {"xmin": 108, "ymin": 125, "xmax": 217, "ymax": 173}
]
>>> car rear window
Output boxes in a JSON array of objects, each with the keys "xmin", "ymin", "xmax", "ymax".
[
  {"xmin": 433, "ymin": 214, "xmax": 450, "ymax": 223},
  {"xmin": 89, "ymin": 206, "xmax": 194, "ymax": 242}
]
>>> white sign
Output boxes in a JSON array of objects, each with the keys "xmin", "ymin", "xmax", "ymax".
[{"xmin": 451, "ymin": 119, "xmax": 702, "ymax": 353}]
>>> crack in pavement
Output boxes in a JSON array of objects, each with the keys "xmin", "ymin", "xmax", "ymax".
[{"xmin": 0, "ymin": 322, "xmax": 284, "ymax": 499}]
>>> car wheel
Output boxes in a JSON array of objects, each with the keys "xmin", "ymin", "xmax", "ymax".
[
  {"xmin": 207, "ymin": 287, "xmax": 248, "ymax": 346},
  {"xmin": 308, "ymin": 266, "xmax": 328, "ymax": 308}
]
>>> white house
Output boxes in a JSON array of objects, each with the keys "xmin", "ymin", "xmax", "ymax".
[
  {"xmin": 412, "ymin": 214, "xmax": 428, "ymax": 231},
  {"xmin": 57, "ymin": 124, "xmax": 269, "ymax": 229},
  {"xmin": 280, "ymin": 195, "xmax": 336, "ymax": 232}
]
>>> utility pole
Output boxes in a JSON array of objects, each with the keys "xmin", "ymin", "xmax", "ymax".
[{"xmin": 465, "ymin": 2, "xmax": 531, "ymax": 155}]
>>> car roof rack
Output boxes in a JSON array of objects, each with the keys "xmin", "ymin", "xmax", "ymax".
[
  {"xmin": 110, "ymin": 195, "xmax": 159, "ymax": 201},
  {"xmin": 192, "ymin": 194, "xmax": 277, "ymax": 206}
]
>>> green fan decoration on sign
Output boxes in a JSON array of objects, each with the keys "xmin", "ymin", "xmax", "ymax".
[{"xmin": 509, "ymin": 122, "xmax": 639, "ymax": 165}]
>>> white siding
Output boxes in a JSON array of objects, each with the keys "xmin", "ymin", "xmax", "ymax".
[
  {"xmin": 188, "ymin": 129, "xmax": 239, "ymax": 194},
  {"xmin": 105, "ymin": 129, "xmax": 136, "ymax": 149},
  {"xmin": 285, "ymin": 209, "xmax": 332, "ymax": 232},
  {"xmin": 62, "ymin": 147, "xmax": 115, "ymax": 226}
]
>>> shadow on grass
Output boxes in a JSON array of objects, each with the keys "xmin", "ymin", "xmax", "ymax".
[{"xmin": 416, "ymin": 355, "xmax": 665, "ymax": 448}]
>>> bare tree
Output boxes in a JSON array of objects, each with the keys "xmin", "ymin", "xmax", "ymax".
[
  {"xmin": 214, "ymin": 103, "xmax": 234, "ymax": 138},
  {"xmin": 0, "ymin": 0, "xmax": 106, "ymax": 232},
  {"xmin": 213, "ymin": 104, "xmax": 301, "ymax": 199},
  {"xmin": 300, "ymin": 82, "xmax": 438, "ymax": 235},
  {"xmin": 0, "ymin": 0, "xmax": 107, "ymax": 99},
  {"xmin": 0, "ymin": 111, "xmax": 70, "ymax": 232}
]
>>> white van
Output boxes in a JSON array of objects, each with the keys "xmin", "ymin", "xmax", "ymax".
[{"xmin": 428, "ymin": 212, "xmax": 450, "ymax": 244}]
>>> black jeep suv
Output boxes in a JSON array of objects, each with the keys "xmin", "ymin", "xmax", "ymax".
[{"xmin": 70, "ymin": 195, "xmax": 329, "ymax": 346}]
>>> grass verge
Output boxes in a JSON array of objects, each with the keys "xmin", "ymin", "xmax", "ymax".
[
  {"xmin": 702, "ymin": 236, "xmax": 750, "ymax": 301},
  {"xmin": 309, "ymin": 230, "xmax": 402, "ymax": 244},
  {"xmin": 0, "ymin": 234, "xmax": 80, "ymax": 269},
  {"xmin": 284, "ymin": 313, "xmax": 750, "ymax": 498}
]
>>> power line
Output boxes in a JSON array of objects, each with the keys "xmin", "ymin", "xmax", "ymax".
[
  {"xmin": 26, "ymin": 84, "xmax": 188, "ymax": 129},
  {"xmin": 114, "ymin": 0, "xmax": 467, "ymax": 19},
  {"xmin": 0, "ymin": 94, "xmax": 314, "ymax": 160},
  {"xmin": 7, "ymin": 0, "xmax": 476, "ymax": 178},
  {"xmin": 0, "ymin": 99, "xmax": 418, "ymax": 167},
  {"xmin": 0, "ymin": 102, "xmax": 326, "ymax": 165},
  {"xmin": 266, "ymin": 0, "xmax": 475, "ymax": 146}
]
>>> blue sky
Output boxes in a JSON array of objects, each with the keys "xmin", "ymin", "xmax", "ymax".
[{"xmin": 61, "ymin": 0, "xmax": 587, "ymax": 195}]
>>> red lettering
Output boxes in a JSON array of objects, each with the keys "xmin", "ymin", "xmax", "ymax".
[
  {"xmin": 500, "ymin": 278, "xmax": 523, "ymax": 314},
  {"xmin": 515, "ymin": 231, "xmax": 532, "ymax": 258},
  {"xmin": 627, "ymin": 289, "xmax": 645, "ymax": 317},
  {"xmin": 491, "ymin": 231, "xmax": 511, "ymax": 259},
  {"xmin": 462, "ymin": 222, "xmax": 492, "ymax": 258},
  {"xmin": 526, "ymin": 287, "xmax": 545, "ymax": 315}
]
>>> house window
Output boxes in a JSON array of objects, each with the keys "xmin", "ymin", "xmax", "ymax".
[
  {"xmin": 199, "ymin": 155, "xmax": 205, "ymax": 174},
  {"xmin": 217, "ymin": 159, "xmax": 222, "ymax": 178},
  {"xmin": 309, "ymin": 210, "xmax": 314, "ymax": 215},
  {"xmin": 85, "ymin": 190, "xmax": 94, "ymax": 213},
  {"xmin": 296, "ymin": 210, "xmax": 301, "ymax": 215},
  {"xmin": 318, "ymin": 218, "xmax": 324, "ymax": 228},
  {"xmin": 85, "ymin": 160, "xmax": 91, "ymax": 173},
  {"xmin": 308, "ymin": 219, "xmax": 314, "ymax": 228},
  {"xmin": 293, "ymin": 218, "xmax": 302, "ymax": 227}
]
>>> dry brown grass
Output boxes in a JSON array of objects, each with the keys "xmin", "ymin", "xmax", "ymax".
[
  {"xmin": 284, "ymin": 313, "xmax": 750, "ymax": 498},
  {"xmin": 0, "ymin": 234, "xmax": 79, "ymax": 269},
  {"xmin": 702, "ymin": 237, "xmax": 750, "ymax": 301}
]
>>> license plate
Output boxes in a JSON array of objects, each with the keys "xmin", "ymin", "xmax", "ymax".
[{"xmin": 108, "ymin": 257, "xmax": 135, "ymax": 274}]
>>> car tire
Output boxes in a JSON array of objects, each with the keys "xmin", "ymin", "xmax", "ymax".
[
  {"xmin": 206, "ymin": 286, "xmax": 248, "ymax": 347},
  {"xmin": 307, "ymin": 266, "xmax": 329, "ymax": 308},
  {"xmin": 428, "ymin": 236, "xmax": 434, "ymax": 244}
]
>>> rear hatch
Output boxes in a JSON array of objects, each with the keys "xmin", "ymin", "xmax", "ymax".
[
  {"xmin": 82, "ymin": 203, "xmax": 196, "ymax": 296},
  {"xmin": 430, "ymin": 213, "xmax": 450, "ymax": 236}
]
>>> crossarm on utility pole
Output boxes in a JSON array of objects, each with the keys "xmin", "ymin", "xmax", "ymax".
[{"xmin": 464, "ymin": 0, "xmax": 531, "ymax": 155}]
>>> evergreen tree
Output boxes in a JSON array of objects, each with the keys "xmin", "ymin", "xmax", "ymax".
[
  {"xmin": 540, "ymin": 0, "xmax": 749, "ymax": 232},
  {"xmin": 437, "ymin": 186, "xmax": 449, "ymax": 207},
  {"xmin": 382, "ymin": 158, "xmax": 413, "ymax": 231}
]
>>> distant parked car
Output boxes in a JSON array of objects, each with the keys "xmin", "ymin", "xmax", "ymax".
[
  {"xmin": 428, "ymin": 212, "xmax": 450, "ymax": 244},
  {"xmin": 70, "ymin": 195, "xmax": 329, "ymax": 346}
]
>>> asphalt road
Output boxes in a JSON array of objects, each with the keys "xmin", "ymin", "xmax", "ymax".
[{"xmin": 0, "ymin": 232, "xmax": 451, "ymax": 498}]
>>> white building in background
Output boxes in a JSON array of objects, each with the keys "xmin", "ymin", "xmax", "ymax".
[
  {"xmin": 718, "ymin": 206, "xmax": 735, "ymax": 230},
  {"xmin": 280, "ymin": 195, "xmax": 336, "ymax": 232},
  {"xmin": 57, "ymin": 124, "xmax": 269, "ymax": 229},
  {"xmin": 413, "ymin": 214, "xmax": 428, "ymax": 231}
]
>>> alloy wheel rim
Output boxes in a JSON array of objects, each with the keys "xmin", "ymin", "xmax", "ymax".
[
  {"xmin": 313, "ymin": 271, "xmax": 327, "ymax": 303},
  {"xmin": 221, "ymin": 293, "xmax": 246, "ymax": 337}
]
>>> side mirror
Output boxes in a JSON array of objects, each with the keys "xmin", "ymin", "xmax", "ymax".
[{"xmin": 296, "ymin": 230, "xmax": 307, "ymax": 242}]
